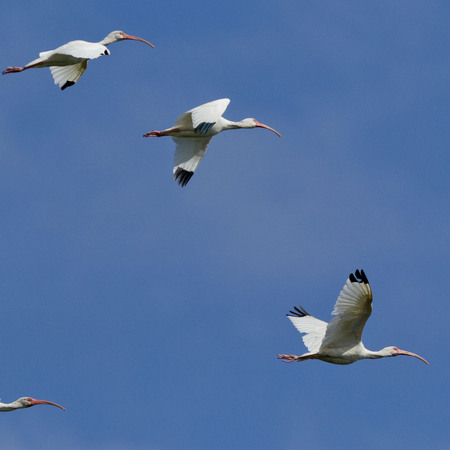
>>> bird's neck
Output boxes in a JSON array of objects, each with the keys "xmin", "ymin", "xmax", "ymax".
[
  {"xmin": 348, "ymin": 343, "xmax": 385, "ymax": 360},
  {"xmin": 0, "ymin": 401, "xmax": 19, "ymax": 412},
  {"xmin": 222, "ymin": 119, "xmax": 252, "ymax": 131},
  {"xmin": 99, "ymin": 36, "xmax": 115, "ymax": 46},
  {"xmin": 364, "ymin": 348, "xmax": 389, "ymax": 359},
  {"xmin": 219, "ymin": 118, "xmax": 238, "ymax": 131},
  {"xmin": 365, "ymin": 352, "xmax": 383, "ymax": 360}
]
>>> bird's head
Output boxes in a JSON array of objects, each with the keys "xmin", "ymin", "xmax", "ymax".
[
  {"xmin": 17, "ymin": 397, "xmax": 66, "ymax": 410},
  {"xmin": 105, "ymin": 31, "xmax": 154, "ymax": 48},
  {"xmin": 16, "ymin": 397, "xmax": 34, "ymax": 408},
  {"xmin": 241, "ymin": 118, "xmax": 281, "ymax": 137},
  {"xmin": 381, "ymin": 346, "xmax": 429, "ymax": 364}
]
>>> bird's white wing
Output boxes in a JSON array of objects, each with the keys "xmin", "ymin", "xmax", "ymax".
[
  {"xmin": 23, "ymin": 42, "xmax": 107, "ymax": 72},
  {"xmin": 320, "ymin": 269, "xmax": 373, "ymax": 351},
  {"xmin": 50, "ymin": 60, "xmax": 88, "ymax": 90},
  {"xmin": 40, "ymin": 41, "xmax": 108, "ymax": 60},
  {"xmin": 175, "ymin": 98, "xmax": 230, "ymax": 135},
  {"xmin": 172, "ymin": 136, "xmax": 212, "ymax": 187},
  {"xmin": 287, "ymin": 306, "xmax": 328, "ymax": 353}
]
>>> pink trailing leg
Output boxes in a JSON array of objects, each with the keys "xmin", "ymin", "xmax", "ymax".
[
  {"xmin": 2, "ymin": 66, "xmax": 26, "ymax": 75},
  {"xmin": 143, "ymin": 131, "xmax": 163, "ymax": 137},
  {"xmin": 278, "ymin": 354, "xmax": 303, "ymax": 363}
]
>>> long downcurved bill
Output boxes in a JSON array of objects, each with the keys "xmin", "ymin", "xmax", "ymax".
[
  {"xmin": 30, "ymin": 398, "xmax": 66, "ymax": 411},
  {"xmin": 122, "ymin": 33, "xmax": 155, "ymax": 48},
  {"xmin": 396, "ymin": 349, "xmax": 429, "ymax": 365},
  {"xmin": 254, "ymin": 120, "xmax": 281, "ymax": 137}
]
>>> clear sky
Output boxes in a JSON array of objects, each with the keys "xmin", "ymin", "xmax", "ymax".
[{"xmin": 0, "ymin": 1, "xmax": 449, "ymax": 449}]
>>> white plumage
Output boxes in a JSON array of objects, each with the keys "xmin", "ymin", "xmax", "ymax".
[
  {"xmin": 3, "ymin": 31, "xmax": 154, "ymax": 90},
  {"xmin": 287, "ymin": 307, "xmax": 327, "ymax": 354},
  {"xmin": 50, "ymin": 61, "xmax": 88, "ymax": 88},
  {"xmin": 143, "ymin": 98, "xmax": 281, "ymax": 187},
  {"xmin": 172, "ymin": 137, "xmax": 212, "ymax": 174},
  {"xmin": 278, "ymin": 269, "xmax": 429, "ymax": 365}
]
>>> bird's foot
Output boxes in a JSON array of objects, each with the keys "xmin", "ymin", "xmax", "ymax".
[
  {"xmin": 2, "ymin": 67, "xmax": 24, "ymax": 75},
  {"xmin": 277, "ymin": 354, "xmax": 301, "ymax": 363},
  {"xmin": 143, "ymin": 130, "xmax": 162, "ymax": 137}
]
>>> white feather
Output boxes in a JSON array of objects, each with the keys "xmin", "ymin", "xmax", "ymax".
[
  {"xmin": 172, "ymin": 137, "xmax": 212, "ymax": 174},
  {"xmin": 40, "ymin": 41, "xmax": 108, "ymax": 60},
  {"xmin": 50, "ymin": 61, "xmax": 88, "ymax": 88},
  {"xmin": 287, "ymin": 314, "xmax": 327, "ymax": 353},
  {"xmin": 320, "ymin": 275, "xmax": 373, "ymax": 351},
  {"xmin": 175, "ymin": 98, "xmax": 230, "ymax": 130}
]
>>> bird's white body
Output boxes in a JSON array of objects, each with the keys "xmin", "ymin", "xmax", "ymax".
[
  {"xmin": 278, "ymin": 270, "xmax": 429, "ymax": 366},
  {"xmin": 143, "ymin": 98, "xmax": 281, "ymax": 187},
  {"xmin": 2, "ymin": 31, "xmax": 154, "ymax": 90}
]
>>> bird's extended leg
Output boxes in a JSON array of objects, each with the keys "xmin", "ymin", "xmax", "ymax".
[
  {"xmin": 2, "ymin": 66, "xmax": 26, "ymax": 75},
  {"xmin": 143, "ymin": 130, "xmax": 163, "ymax": 137},
  {"xmin": 278, "ymin": 353, "xmax": 319, "ymax": 363},
  {"xmin": 277, "ymin": 354, "xmax": 303, "ymax": 363},
  {"xmin": 3, "ymin": 61, "xmax": 46, "ymax": 75},
  {"xmin": 143, "ymin": 127, "xmax": 180, "ymax": 138}
]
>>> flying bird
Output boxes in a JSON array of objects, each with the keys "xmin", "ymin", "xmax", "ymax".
[
  {"xmin": 143, "ymin": 98, "xmax": 281, "ymax": 187},
  {"xmin": 0, "ymin": 396, "xmax": 65, "ymax": 412},
  {"xmin": 278, "ymin": 269, "xmax": 429, "ymax": 366},
  {"xmin": 2, "ymin": 31, "xmax": 154, "ymax": 90}
]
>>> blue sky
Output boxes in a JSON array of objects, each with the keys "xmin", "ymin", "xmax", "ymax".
[{"xmin": 0, "ymin": 1, "xmax": 449, "ymax": 448}]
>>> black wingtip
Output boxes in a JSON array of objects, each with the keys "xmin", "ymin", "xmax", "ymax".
[
  {"xmin": 349, "ymin": 269, "xmax": 369, "ymax": 284},
  {"xmin": 174, "ymin": 168, "xmax": 194, "ymax": 187},
  {"xmin": 287, "ymin": 305, "xmax": 310, "ymax": 318},
  {"xmin": 61, "ymin": 81, "xmax": 75, "ymax": 90}
]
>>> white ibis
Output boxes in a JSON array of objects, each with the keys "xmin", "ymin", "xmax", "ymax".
[
  {"xmin": 278, "ymin": 269, "xmax": 429, "ymax": 366},
  {"xmin": 143, "ymin": 98, "xmax": 281, "ymax": 187},
  {"xmin": 0, "ymin": 396, "xmax": 65, "ymax": 412},
  {"xmin": 2, "ymin": 31, "xmax": 154, "ymax": 90}
]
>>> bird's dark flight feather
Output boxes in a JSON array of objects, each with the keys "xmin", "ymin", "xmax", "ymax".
[
  {"xmin": 287, "ymin": 305, "xmax": 310, "ymax": 318},
  {"xmin": 61, "ymin": 80, "xmax": 75, "ymax": 90},
  {"xmin": 174, "ymin": 168, "xmax": 194, "ymax": 187},
  {"xmin": 194, "ymin": 122, "xmax": 215, "ymax": 134},
  {"xmin": 349, "ymin": 269, "xmax": 369, "ymax": 284}
]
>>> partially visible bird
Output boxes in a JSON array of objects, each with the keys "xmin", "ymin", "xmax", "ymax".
[
  {"xmin": 278, "ymin": 269, "xmax": 429, "ymax": 366},
  {"xmin": 143, "ymin": 98, "xmax": 281, "ymax": 187},
  {"xmin": 2, "ymin": 31, "xmax": 154, "ymax": 90},
  {"xmin": 0, "ymin": 396, "xmax": 65, "ymax": 412}
]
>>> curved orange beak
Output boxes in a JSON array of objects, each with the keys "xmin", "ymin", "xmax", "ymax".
[
  {"xmin": 122, "ymin": 33, "xmax": 155, "ymax": 48},
  {"xmin": 395, "ymin": 349, "xmax": 429, "ymax": 365},
  {"xmin": 30, "ymin": 398, "xmax": 66, "ymax": 411},
  {"xmin": 254, "ymin": 120, "xmax": 281, "ymax": 137}
]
